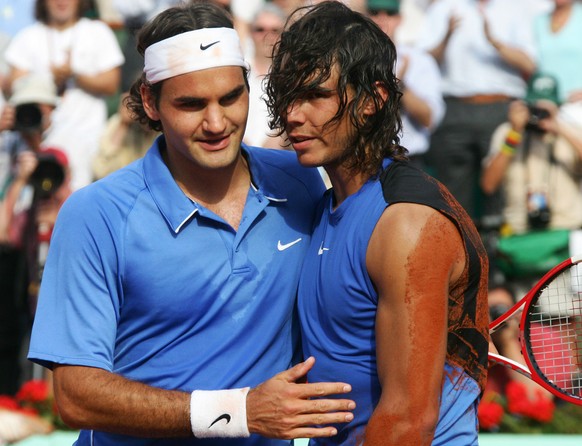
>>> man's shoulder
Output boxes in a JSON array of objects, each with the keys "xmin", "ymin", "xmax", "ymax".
[
  {"xmin": 246, "ymin": 145, "xmax": 324, "ymax": 185},
  {"xmin": 246, "ymin": 145, "xmax": 299, "ymax": 168},
  {"xmin": 5, "ymin": 22, "xmax": 43, "ymax": 49},
  {"xmin": 380, "ymin": 160, "xmax": 478, "ymax": 229},
  {"xmin": 245, "ymin": 145, "xmax": 326, "ymax": 204},
  {"xmin": 380, "ymin": 161, "xmax": 444, "ymax": 206},
  {"xmin": 63, "ymin": 161, "xmax": 146, "ymax": 217}
]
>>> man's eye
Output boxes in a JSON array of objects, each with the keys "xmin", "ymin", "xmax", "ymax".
[
  {"xmin": 220, "ymin": 94, "xmax": 240, "ymax": 106},
  {"xmin": 221, "ymin": 89, "xmax": 245, "ymax": 106},
  {"xmin": 303, "ymin": 90, "xmax": 331, "ymax": 101},
  {"xmin": 180, "ymin": 101, "xmax": 205, "ymax": 110},
  {"xmin": 302, "ymin": 92, "xmax": 320, "ymax": 101}
]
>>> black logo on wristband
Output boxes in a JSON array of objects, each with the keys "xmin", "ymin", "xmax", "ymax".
[{"xmin": 209, "ymin": 413, "xmax": 231, "ymax": 428}]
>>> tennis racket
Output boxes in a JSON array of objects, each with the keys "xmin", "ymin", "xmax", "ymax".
[{"xmin": 488, "ymin": 255, "xmax": 582, "ymax": 405}]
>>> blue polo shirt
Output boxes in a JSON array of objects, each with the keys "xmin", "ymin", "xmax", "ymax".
[{"xmin": 28, "ymin": 137, "xmax": 325, "ymax": 446}]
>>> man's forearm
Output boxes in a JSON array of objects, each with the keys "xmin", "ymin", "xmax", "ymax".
[
  {"xmin": 53, "ymin": 365, "xmax": 192, "ymax": 437},
  {"xmin": 74, "ymin": 69, "xmax": 120, "ymax": 96},
  {"xmin": 53, "ymin": 358, "xmax": 355, "ymax": 440},
  {"xmin": 490, "ymin": 41, "xmax": 536, "ymax": 77}
]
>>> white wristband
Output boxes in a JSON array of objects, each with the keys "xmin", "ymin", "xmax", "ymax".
[{"xmin": 190, "ymin": 387, "xmax": 250, "ymax": 438}]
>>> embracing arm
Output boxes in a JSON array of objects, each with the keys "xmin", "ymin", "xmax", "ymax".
[
  {"xmin": 53, "ymin": 365, "xmax": 191, "ymax": 437},
  {"xmin": 363, "ymin": 203, "xmax": 465, "ymax": 446},
  {"xmin": 53, "ymin": 357, "xmax": 354, "ymax": 439}
]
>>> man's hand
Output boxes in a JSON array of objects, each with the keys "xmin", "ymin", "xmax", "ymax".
[
  {"xmin": 567, "ymin": 90, "xmax": 582, "ymax": 103},
  {"xmin": 446, "ymin": 13, "xmax": 461, "ymax": 40},
  {"xmin": 507, "ymin": 100, "xmax": 529, "ymax": 133},
  {"xmin": 246, "ymin": 357, "xmax": 355, "ymax": 440},
  {"xmin": 0, "ymin": 104, "xmax": 15, "ymax": 131},
  {"xmin": 15, "ymin": 151, "xmax": 39, "ymax": 182},
  {"xmin": 534, "ymin": 100, "xmax": 559, "ymax": 134},
  {"xmin": 51, "ymin": 52, "xmax": 73, "ymax": 95}
]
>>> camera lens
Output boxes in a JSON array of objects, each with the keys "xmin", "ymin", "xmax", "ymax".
[
  {"xmin": 30, "ymin": 154, "xmax": 65, "ymax": 200},
  {"xmin": 527, "ymin": 192, "xmax": 551, "ymax": 229},
  {"xmin": 489, "ymin": 304, "xmax": 510, "ymax": 322},
  {"xmin": 14, "ymin": 103, "xmax": 43, "ymax": 132},
  {"xmin": 526, "ymin": 105, "xmax": 550, "ymax": 132}
]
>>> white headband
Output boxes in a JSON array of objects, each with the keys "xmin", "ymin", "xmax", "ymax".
[{"xmin": 144, "ymin": 28, "xmax": 250, "ymax": 84}]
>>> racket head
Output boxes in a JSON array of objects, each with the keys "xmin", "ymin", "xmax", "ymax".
[{"xmin": 520, "ymin": 255, "xmax": 582, "ymax": 405}]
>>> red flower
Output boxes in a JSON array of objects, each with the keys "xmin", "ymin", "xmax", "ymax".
[
  {"xmin": 506, "ymin": 381, "xmax": 530, "ymax": 415},
  {"xmin": 3, "ymin": 380, "xmax": 71, "ymax": 431},
  {"xmin": 16, "ymin": 380, "xmax": 50, "ymax": 403},
  {"xmin": 528, "ymin": 390, "xmax": 555, "ymax": 423},
  {"xmin": 18, "ymin": 406, "xmax": 40, "ymax": 417},
  {"xmin": 478, "ymin": 398, "xmax": 504, "ymax": 430},
  {"xmin": 505, "ymin": 381, "xmax": 555, "ymax": 422},
  {"xmin": 0, "ymin": 395, "xmax": 20, "ymax": 411}
]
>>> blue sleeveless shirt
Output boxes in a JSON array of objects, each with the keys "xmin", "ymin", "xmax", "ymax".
[{"xmin": 298, "ymin": 160, "xmax": 487, "ymax": 445}]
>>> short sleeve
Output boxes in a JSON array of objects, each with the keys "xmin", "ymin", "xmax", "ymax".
[{"xmin": 28, "ymin": 188, "xmax": 125, "ymax": 371}]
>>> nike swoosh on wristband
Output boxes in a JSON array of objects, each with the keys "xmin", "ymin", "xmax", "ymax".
[
  {"xmin": 200, "ymin": 41, "xmax": 220, "ymax": 51},
  {"xmin": 208, "ymin": 413, "xmax": 231, "ymax": 428},
  {"xmin": 277, "ymin": 238, "xmax": 302, "ymax": 251}
]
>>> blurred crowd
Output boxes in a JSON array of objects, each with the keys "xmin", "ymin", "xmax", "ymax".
[{"xmin": 1, "ymin": 0, "xmax": 582, "ymax": 440}]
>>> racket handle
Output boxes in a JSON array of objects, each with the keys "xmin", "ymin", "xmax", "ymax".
[{"xmin": 488, "ymin": 352, "xmax": 532, "ymax": 378}]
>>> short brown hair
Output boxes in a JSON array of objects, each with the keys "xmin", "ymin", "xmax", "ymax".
[{"xmin": 35, "ymin": 0, "xmax": 92, "ymax": 24}]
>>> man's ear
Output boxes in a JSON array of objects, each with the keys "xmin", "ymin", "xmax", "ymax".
[
  {"xmin": 363, "ymin": 81, "xmax": 389, "ymax": 116},
  {"xmin": 141, "ymin": 83, "xmax": 160, "ymax": 121}
]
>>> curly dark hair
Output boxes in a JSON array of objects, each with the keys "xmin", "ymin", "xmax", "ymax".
[
  {"xmin": 265, "ymin": 1, "xmax": 406, "ymax": 176},
  {"xmin": 35, "ymin": 0, "xmax": 92, "ymax": 23},
  {"xmin": 125, "ymin": 1, "xmax": 249, "ymax": 132}
]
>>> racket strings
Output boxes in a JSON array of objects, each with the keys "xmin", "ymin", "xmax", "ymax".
[{"xmin": 527, "ymin": 264, "xmax": 582, "ymax": 399}]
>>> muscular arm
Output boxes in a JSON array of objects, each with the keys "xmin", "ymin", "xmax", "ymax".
[
  {"xmin": 363, "ymin": 203, "xmax": 466, "ymax": 446},
  {"xmin": 53, "ymin": 357, "xmax": 354, "ymax": 439},
  {"xmin": 53, "ymin": 365, "xmax": 191, "ymax": 437}
]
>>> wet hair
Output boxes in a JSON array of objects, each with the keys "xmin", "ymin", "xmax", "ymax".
[
  {"xmin": 35, "ymin": 0, "xmax": 91, "ymax": 23},
  {"xmin": 126, "ymin": 1, "xmax": 249, "ymax": 132},
  {"xmin": 266, "ymin": 1, "xmax": 406, "ymax": 176}
]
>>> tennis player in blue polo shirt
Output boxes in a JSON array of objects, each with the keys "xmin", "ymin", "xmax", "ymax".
[{"xmin": 26, "ymin": 3, "xmax": 355, "ymax": 445}]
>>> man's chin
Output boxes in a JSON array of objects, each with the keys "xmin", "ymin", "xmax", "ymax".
[{"xmin": 294, "ymin": 153, "xmax": 322, "ymax": 169}]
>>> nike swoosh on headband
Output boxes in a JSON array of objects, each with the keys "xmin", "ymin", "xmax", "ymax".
[{"xmin": 200, "ymin": 40, "xmax": 220, "ymax": 50}]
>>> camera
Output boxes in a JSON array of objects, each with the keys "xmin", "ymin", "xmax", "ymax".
[
  {"xmin": 526, "ymin": 104, "xmax": 550, "ymax": 132},
  {"xmin": 14, "ymin": 103, "xmax": 43, "ymax": 133},
  {"xmin": 29, "ymin": 153, "xmax": 66, "ymax": 201},
  {"xmin": 489, "ymin": 304, "xmax": 510, "ymax": 324},
  {"xmin": 527, "ymin": 192, "xmax": 551, "ymax": 229}
]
